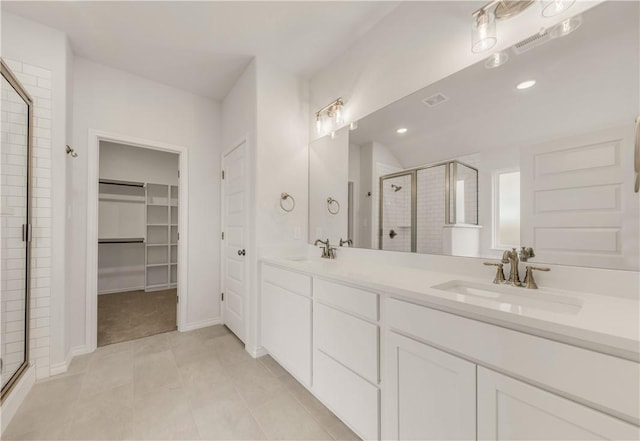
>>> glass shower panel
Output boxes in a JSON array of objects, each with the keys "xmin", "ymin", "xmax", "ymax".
[
  {"xmin": 416, "ymin": 165, "xmax": 447, "ymax": 254},
  {"xmin": 1, "ymin": 67, "xmax": 31, "ymax": 395},
  {"xmin": 380, "ymin": 174, "xmax": 412, "ymax": 252}
]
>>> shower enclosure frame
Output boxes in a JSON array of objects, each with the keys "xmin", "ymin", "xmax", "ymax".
[
  {"xmin": 1, "ymin": 59, "xmax": 33, "ymax": 403},
  {"xmin": 378, "ymin": 160, "xmax": 479, "ymax": 253}
]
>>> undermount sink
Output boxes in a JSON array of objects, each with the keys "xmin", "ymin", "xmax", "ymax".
[{"xmin": 431, "ymin": 280, "xmax": 583, "ymax": 315}]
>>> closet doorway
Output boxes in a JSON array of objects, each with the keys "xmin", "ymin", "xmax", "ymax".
[{"xmin": 97, "ymin": 142, "xmax": 180, "ymax": 347}]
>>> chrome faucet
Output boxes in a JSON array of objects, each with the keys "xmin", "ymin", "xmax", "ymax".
[
  {"xmin": 501, "ymin": 248, "xmax": 522, "ymax": 286},
  {"xmin": 314, "ymin": 238, "xmax": 336, "ymax": 259}
]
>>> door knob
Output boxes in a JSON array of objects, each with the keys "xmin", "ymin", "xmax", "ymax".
[{"xmin": 237, "ymin": 249, "xmax": 246, "ymax": 256}]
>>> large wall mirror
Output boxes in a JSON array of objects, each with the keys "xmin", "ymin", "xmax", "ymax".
[{"xmin": 309, "ymin": 1, "xmax": 639, "ymax": 271}]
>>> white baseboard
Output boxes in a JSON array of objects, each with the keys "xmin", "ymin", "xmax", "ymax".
[
  {"xmin": 98, "ymin": 286, "xmax": 145, "ymax": 295},
  {"xmin": 1, "ymin": 365, "xmax": 35, "ymax": 434},
  {"xmin": 180, "ymin": 317, "xmax": 221, "ymax": 332},
  {"xmin": 247, "ymin": 345, "xmax": 267, "ymax": 358},
  {"xmin": 49, "ymin": 345, "xmax": 91, "ymax": 376}
]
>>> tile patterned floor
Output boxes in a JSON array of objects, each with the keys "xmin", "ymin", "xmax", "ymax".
[
  {"xmin": 3, "ymin": 326, "xmax": 360, "ymax": 441},
  {"xmin": 98, "ymin": 289, "xmax": 178, "ymax": 347}
]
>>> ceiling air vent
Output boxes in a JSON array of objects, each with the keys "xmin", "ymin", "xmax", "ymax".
[
  {"xmin": 512, "ymin": 30, "xmax": 551, "ymax": 55},
  {"xmin": 422, "ymin": 93, "xmax": 449, "ymax": 108}
]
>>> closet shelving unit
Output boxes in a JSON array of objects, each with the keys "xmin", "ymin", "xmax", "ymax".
[
  {"xmin": 145, "ymin": 183, "xmax": 179, "ymax": 291},
  {"xmin": 97, "ymin": 180, "xmax": 147, "ymax": 294}
]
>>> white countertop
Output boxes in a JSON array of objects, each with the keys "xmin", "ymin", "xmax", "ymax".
[{"xmin": 261, "ymin": 256, "xmax": 640, "ymax": 362}]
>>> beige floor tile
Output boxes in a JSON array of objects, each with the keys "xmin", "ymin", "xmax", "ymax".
[
  {"xmin": 3, "ymin": 398, "xmax": 76, "ymax": 440},
  {"xmin": 178, "ymin": 351, "xmax": 229, "ymax": 388},
  {"xmin": 133, "ymin": 349, "xmax": 180, "ymax": 395},
  {"xmin": 194, "ymin": 324, "xmax": 231, "ymax": 341},
  {"xmin": 133, "ymin": 386, "xmax": 200, "ymax": 440},
  {"xmin": 252, "ymin": 392, "xmax": 333, "ymax": 441},
  {"xmin": 82, "ymin": 349, "xmax": 134, "ymax": 397},
  {"xmin": 93, "ymin": 340, "xmax": 134, "ymax": 360},
  {"xmin": 259, "ymin": 355, "xmax": 291, "ymax": 378},
  {"xmin": 228, "ymin": 359, "xmax": 288, "ymax": 410},
  {"xmin": 65, "ymin": 384, "xmax": 134, "ymax": 440},
  {"xmin": 284, "ymin": 375, "xmax": 361, "ymax": 440},
  {"xmin": 186, "ymin": 381, "xmax": 266, "ymax": 440},
  {"xmin": 133, "ymin": 331, "xmax": 171, "ymax": 357},
  {"xmin": 18, "ymin": 373, "xmax": 84, "ymax": 413},
  {"xmin": 212, "ymin": 334, "xmax": 253, "ymax": 367}
]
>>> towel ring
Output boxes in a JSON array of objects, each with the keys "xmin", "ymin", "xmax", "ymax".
[
  {"xmin": 280, "ymin": 193, "xmax": 296, "ymax": 212},
  {"xmin": 327, "ymin": 197, "xmax": 340, "ymax": 215}
]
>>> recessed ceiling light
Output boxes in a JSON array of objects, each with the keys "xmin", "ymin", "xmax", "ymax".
[
  {"xmin": 396, "ymin": 128, "xmax": 408, "ymax": 134},
  {"xmin": 516, "ymin": 80, "xmax": 536, "ymax": 90}
]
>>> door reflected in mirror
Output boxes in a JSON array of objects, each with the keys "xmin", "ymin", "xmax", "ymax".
[{"xmin": 308, "ymin": 1, "xmax": 639, "ymax": 271}]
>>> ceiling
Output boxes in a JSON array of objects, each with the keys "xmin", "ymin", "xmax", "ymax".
[
  {"xmin": 2, "ymin": 1, "xmax": 400, "ymax": 100},
  {"xmin": 349, "ymin": 1, "xmax": 639, "ymax": 167}
]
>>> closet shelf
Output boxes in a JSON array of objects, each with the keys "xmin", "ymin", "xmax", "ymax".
[
  {"xmin": 98, "ymin": 238, "xmax": 145, "ymax": 244},
  {"xmin": 99, "ymin": 178, "xmax": 144, "ymax": 188}
]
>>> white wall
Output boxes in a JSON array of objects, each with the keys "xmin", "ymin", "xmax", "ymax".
[
  {"xmin": 99, "ymin": 141, "xmax": 179, "ymax": 185},
  {"xmin": 70, "ymin": 57, "xmax": 221, "ymax": 350},
  {"xmin": 222, "ymin": 58, "xmax": 310, "ymax": 354},
  {"xmin": 1, "ymin": 11, "xmax": 71, "ymax": 378},
  {"xmin": 309, "ymin": 1, "xmax": 602, "ymax": 141}
]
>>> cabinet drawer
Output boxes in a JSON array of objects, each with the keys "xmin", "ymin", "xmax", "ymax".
[
  {"xmin": 314, "ymin": 350, "xmax": 380, "ymax": 441},
  {"xmin": 315, "ymin": 303, "xmax": 379, "ymax": 384},
  {"xmin": 387, "ymin": 298, "xmax": 640, "ymax": 422},
  {"xmin": 262, "ymin": 264, "xmax": 311, "ymax": 297},
  {"xmin": 314, "ymin": 278, "xmax": 378, "ymax": 321}
]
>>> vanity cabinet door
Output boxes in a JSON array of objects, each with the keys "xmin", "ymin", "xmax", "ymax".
[
  {"xmin": 477, "ymin": 367, "xmax": 639, "ymax": 440},
  {"xmin": 261, "ymin": 275, "xmax": 312, "ymax": 386},
  {"xmin": 385, "ymin": 331, "xmax": 476, "ymax": 441}
]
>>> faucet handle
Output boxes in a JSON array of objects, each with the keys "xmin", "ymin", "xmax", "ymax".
[
  {"xmin": 484, "ymin": 262, "xmax": 506, "ymax": 284},
  {"xmin": 520, "ymin": 246, "xmax": 535, "ymax": 262},
  {"xmin": 523, "ymin": 265, "xmax": 550, "ymax": 289}
]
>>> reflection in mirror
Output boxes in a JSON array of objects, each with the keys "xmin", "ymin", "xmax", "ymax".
[{"xmin": 309, "ymin": 1, "xmax": 639, "ymax": 270}]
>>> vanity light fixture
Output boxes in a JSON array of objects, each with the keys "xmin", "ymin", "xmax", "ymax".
[
  {"xmin": 315, "ymin": 98, "xmax": 345, "ymax": 135},
  {"xmin": 396, "ymin": 128, "xmax": 408, "ymax": 134},
  {"xmin": 516, "ymin": 79, "xmax": 537, "ymax": 89},
  {"xmin": 540, "ymin": 0, "xmax": 575, "ymax": 17},
  {"xmin": 485, "ymin": 51, "xmax": 509, "ymax": 68},
  {"xmin": 470, "ymin": 0, "xmax": 576, "ymax": 53},
  {"xmin": 471, "ymin": 9, "xmax": 497, "ymax": 53}
]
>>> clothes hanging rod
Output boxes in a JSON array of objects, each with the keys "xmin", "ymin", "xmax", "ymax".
[
  {"xmin": 99, "ymin": 179, "xmax": 145, "ymax": 188},
  {"xmin": 98, "ymin": 238, "xmax": 145, "ymax": 244}
]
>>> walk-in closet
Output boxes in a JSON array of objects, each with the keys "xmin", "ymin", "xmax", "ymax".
[{"xmin": 97, "ymin": 142, "xmax": 179, "ymax": 346}]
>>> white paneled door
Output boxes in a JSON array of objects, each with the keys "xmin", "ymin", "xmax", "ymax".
[{"xmin": 222, "ymin": 141, "xmax": 248, "ymax": 342}]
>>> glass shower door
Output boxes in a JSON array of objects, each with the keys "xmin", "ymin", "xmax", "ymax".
[{"xmin": 1, "ymin": 61, "xmax": 32, "ymax": 398}]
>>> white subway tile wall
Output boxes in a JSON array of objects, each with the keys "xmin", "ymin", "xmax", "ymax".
[
  {"xmin": 381, "ymin": 174, "xmax": 411, "ymax": 252},
  {"xmin": 372, "ymin": 162, "xmax": 402, "ymax": 249},
  {"xmin": 1, "ymin": 59, "xmax": 52, "ymax": 381}
]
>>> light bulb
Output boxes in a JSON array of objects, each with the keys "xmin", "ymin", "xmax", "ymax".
[
  {"xmin": 316, "ymin": 114, "xmax": 322, "ymax": 133},
  {"xmin": 471, "ymin": 10, "xmax": 497, "ymax": 53},
  {"xmin": 335, "ymin": 105, "xmax": 343, "ymax": 125},
  {"xmin": 396, "ymin": 128, "xmax": 408, "ymax": 134},
  {"xmin": 541, "ymin": 0, "xmax": 575, "ymax": 17}
]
